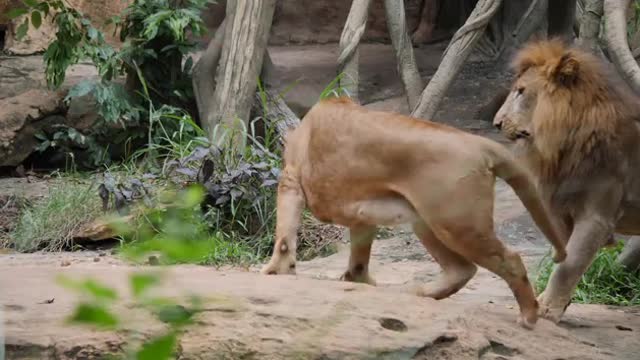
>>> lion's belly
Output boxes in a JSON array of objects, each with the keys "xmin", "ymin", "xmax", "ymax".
[{"xmin": 301, "ymin": 177, "xmax": 418, "ymax": 228}]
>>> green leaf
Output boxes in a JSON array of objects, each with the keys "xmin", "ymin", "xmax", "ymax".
[
  {"xmin": 16, "ymin": 19, "xmax": 29, "ymax": 40},
  {"xmin": 22, "ymin": 0, "xmax": 38, "ymax": 7},
  {"xmin": 5, "ymin": 7, "xmax": 28, "ymax": 19},
  {"xmin": 130, "ymin": 273, "xmax": 161, "ymax": 298},
  {"xmin": 87, "ymin": 27, "xmax": 98, "ymax": 41},
  {"xmin": 34, "ymin": 131, "xmax": 48, "ymax": 141},
  {"xmin": 135, "ymin": 332, "xmax": 177, "ymax": 360},
  {"xmin": 67, "ymin": 303, "xmax": 119, "ymax": 329},
  {"xmin": 31, "ymin": 11, "xmax": 42, "ymax": 29},
  {"xmin": 156, "ymin": 304, "xmax": 194, "ymax": 326},
  {"xmin": 83, "ymin": 280, "xmax": 118, "ymax": 301},
  {"xmin": 57, "ymin": 276, "xmax": 118, "ymax": 302},
  {"xmin": 35, "ymin": 140, "xmax": 51, "ymax": 152},
  {"xmin": 36, "ymin": 2, "xmax": 49, "ymax": 16},
  {"xmin": 179, "ymin": 185, "xmax": 204, "ymax": 208}
]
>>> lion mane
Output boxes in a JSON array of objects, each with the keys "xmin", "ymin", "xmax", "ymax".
[{"xmin": 510, "ymin": 39, "xmax": 639, "ymax": 184}]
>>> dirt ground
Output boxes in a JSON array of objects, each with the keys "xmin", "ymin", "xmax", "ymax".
[{"xmin": 2, "ymin": 44, "xmax": 639, "ymax": 359}]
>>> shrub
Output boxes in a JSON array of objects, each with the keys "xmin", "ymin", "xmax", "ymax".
[
  {"xmin": 8, "ymin": 0, "xmax": 213, "ymax": 168},
  {"xmin": 9, "ymin": 182, "xmax": 102, "ymax": 252}
]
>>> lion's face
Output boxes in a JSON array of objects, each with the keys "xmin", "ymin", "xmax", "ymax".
[{"xmin": 493, "ymin": 70, "xmax": 542, "ymax": 141}]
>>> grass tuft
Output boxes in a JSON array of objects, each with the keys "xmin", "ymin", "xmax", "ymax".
[
  {"xmin": 535, "ymin": 241, "xmax": 640, "ymax": 306},
  {"xmin": 9, "ymin": 182, "xmax": 102, "ymax": 252}
]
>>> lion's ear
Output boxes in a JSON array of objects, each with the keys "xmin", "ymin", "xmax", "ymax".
[{"xmin": 552, "ymin": 53, "xmax": 580, "ymax": 87}]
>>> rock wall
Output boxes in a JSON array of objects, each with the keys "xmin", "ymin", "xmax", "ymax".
[{"xmin": 1, "ymin": 0, "xmax": 425, "ymax": 54}]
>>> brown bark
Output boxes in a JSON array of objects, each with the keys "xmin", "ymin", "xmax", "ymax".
[
  {"xmin": 206, "ymin": 0, "xmax": 277, "ymax": 148},
  {"xmin": 576, "ymin": 0, "xmax": 603, "ymax": 54},
  {"xmin": 499, "ymin": 0, "xmax": 548, "ymax": 61},
  {"xmin": 192, "ymin": 18, "xmax": 227, "ymax": 125},
  {"xmin": 411, "ymin": 0, "xmax": 503, "ymax": 120},
  {"xmin": 482, "ymin": 0, "xmax": 581, "ymax": 123},
  {"xmin": 384, "ymin": 0, "xmax": 424, "ymax": 109},
  {"xmin": 411, "ymin": 0, "xmax": 440, "ymax": 44},
  {"xmin": 251, "ymin": 49, "xmax": 301, "ymax": 146},
  {"xmin": 548, "ymin": 0, "xmax": 578, "ymax": 41},
  {"xmin": 604, "ymin": 0, "xmax": 640, "ymax": 94},
  {"xmin": 337, "ymin": 0, "xmax": 372, "ymax": 103}
]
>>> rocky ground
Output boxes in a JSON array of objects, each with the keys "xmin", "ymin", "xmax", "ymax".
[
  {"xmin": 2, "ymin": 43, "xmax": 639, "ymax": 359},
  {"xmin": 3, "ymin": 181, "xmax": 639, "ymax": 359}
]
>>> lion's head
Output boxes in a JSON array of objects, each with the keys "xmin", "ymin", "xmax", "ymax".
[{"xmin": 493, "ymin": 39, "xmax": 639, "ymax": 178}]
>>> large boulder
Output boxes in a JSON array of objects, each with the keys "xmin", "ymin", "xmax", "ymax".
[
  {"xmin": 0, "ymin": 89, "xmax": 66, "ymax": 167},
  {"xmin": 0, "ymin": 51, "xmax": 101, "ymax": 168}
]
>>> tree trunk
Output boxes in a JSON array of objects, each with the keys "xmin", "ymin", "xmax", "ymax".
[
  {"xmin": 337, "ymin": 0, "xmax": 372, "ymax": 103},
  {"xmin": 192, "ymin": 18, "xmax": 227, "ymax": 125},
  {"xmin": 480, "ymin": 0, "xmax": 581, "ymax": 123},
  {"xmin": 548, "ymin": 0, "xmax": 578, "ymax": 41},
  {"xmin": 384, "ymin": 0, "xmax": 424, "ymax": 110},
  {"xmin": 411, "ymin": 0, "xmax": 502, "ymax": 120},
  {"xmin": 252, "ymin": 88, "xmax": 300, "ymax": 147},
  {"xmin": 206, "ymin": 0, "xmax": 277, "ymax": 148},
  {"xmin": 576, "ymin": 0, "xmax": 603, "ymax": 54},
  {"xmin": 411, "ymin": 0, "xmax": 439, "ymax": 44},
  {"xmin": 498, "ymin": 0, "xmax": 548, "ymax": 61},
  {"xmin": 618, "ymin": 239, "xmax": 640, "ymax": 272},
  {"xmin": 251, "ymin": 49, "xmax": 301, "ymax": 146},
  {"xmin": 604, "ymin": 0, "xmax": 640, "ymax": 94}
]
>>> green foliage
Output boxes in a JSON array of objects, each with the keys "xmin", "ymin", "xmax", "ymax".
[
  {"xmin": 68, "ymin": 303, "xmax": 120, "ymax": 329},
  {"xmin": 56, "ymin": 186, "xmax": 216, "ymax": 359},
  {"xmin": 110, "ymin": 183, "xmax": 257, "ymax": 266},
  {"xmin": 117, "ymin": 0, "xmax": 211, "ymax": 108},
  {"xmin": 135, "ymin": 332, "xmax": 177, "ymax": 360},
  {"xmin": 318, "ymin": 72, "xmax": 352, "ymax": 100},
  {"xmin": 130, "ymin": 273, "xmax": 161, "ymax": 297},
  {"xmin": 628, "ymin": 0, "xmax": 640, "ymax": 38},
  {"xmin": 535, "ymin": 241, "xmax": 640, "ymax": 306},
  {"xmin": 60, "ymin": 269, "xmax": 192, "ymax": 359},
  {"xmin": 8, "ymin": 0, "xmax": 212, "ymax": 169},
  {"xmin": 9, "ymin": 181, "xmax": 102, "ymax": 252}
]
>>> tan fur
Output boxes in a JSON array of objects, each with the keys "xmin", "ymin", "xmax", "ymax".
[
  {"xmin": 494, "ymin": 39, "xmax": 640, "ymax": 323},
  {"xmin": 262, "ymin": 97, "xmax": 567, "ymax": 329}
]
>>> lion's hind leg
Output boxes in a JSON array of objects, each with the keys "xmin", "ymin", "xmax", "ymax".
[
  {"xmin": 409, "ymin": 173, "xmax": 538, "ymax": 329},
  {"xmin": 434, "ymin": 224, "xmax": 539, "ymax": 329},
  {"xmin": 412, "ymin": 220, "xmax": 477, "ymax": 299}
]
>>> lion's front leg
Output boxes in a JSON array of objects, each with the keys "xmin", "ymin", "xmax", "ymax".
[
  {"xmin": 538, "ymin": 216, "xmax": 613, "ymax": 323},
  {"xmin": 261, "ymin": 168, "xmax": 305, "ymax": 276},
  {"xmin": 340, "ymin": 226, "xmax": 378, "ymax": 286}
]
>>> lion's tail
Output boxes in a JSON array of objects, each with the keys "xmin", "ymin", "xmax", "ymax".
[{"xmin": 487, "ymin": 143, "xmax": 567, "ymax": 263}]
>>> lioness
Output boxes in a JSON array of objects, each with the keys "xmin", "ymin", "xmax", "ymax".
[
  {"xmin": 493, "ymin": 39, "xmax": 640, "ymax": 323},
  {"xmin": 261, "ymin": 96, "xmax": 566, "ymax": 329}
]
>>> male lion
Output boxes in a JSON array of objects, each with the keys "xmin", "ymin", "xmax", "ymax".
[
  {"xmin": 493, "ymin": 39, "xmax": 640, "ymax": 323},
  {"xmin": 261, "ymin": 96, "xmax": 567, "ymax": 329}
]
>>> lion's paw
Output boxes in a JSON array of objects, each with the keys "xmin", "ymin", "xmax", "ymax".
[
  {"xmin": 537, "ymin": 291, "xmax": 571, "ymax": 324},
  {"xmin": 340, "ymin": 270, "xmax": 376, "ymax": 286},
  {"xmin": 517, "ymin": 315, "xmax": 536, "ymax": 330}
]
